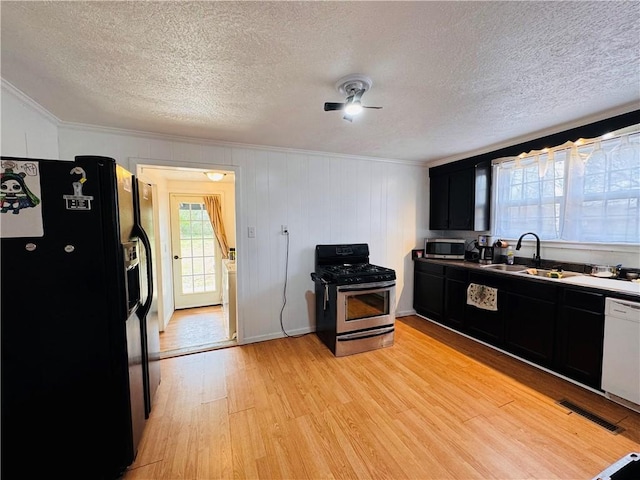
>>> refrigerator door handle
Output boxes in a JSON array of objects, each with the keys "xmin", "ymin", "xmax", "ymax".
[{"xmin": 134, "ymin": 223, "xmax": 154, "ymax": 320}]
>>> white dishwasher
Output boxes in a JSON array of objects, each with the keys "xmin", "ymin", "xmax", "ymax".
[{"xmin": 602, "ymin": 297, "xmax": 640, "ymax": 413}]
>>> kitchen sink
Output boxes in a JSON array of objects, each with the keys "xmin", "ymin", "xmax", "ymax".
[
  {"xmin": 480, "ymin": 264, "xmax": 527, "ymax": 272},
  {"xmin": 515, "ymin": 268, "xmax": 584, "ymax": 279},
  {"xmin": 480, "ymin": 263, "xmax": 585, "ymax": 280}
]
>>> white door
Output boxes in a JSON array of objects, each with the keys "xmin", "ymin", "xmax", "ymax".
[{"xmin": 170, "ymin": 195, "xmax": 222, "ymax": 309}]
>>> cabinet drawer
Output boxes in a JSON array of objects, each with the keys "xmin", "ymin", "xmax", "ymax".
[
  {"xmin": 509, "ymin": 279, "xmax": 557, "ymax": 302},
  {"xmin": 445, "ymin": 266, "xmax": 468, "ymax": 281},
  {"xmin": 468, "ymin": 272, "xmax": 508, "ymax": 290},
  {"xmin": 415, "ymin": 261, "xmax": 445, "ymax": 276},
  {"xmin": 562, "ymin": 288, "xmax": 604, "ymax": 313}
]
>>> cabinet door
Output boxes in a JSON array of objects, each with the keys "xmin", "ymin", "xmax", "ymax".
[
  {"xmin": 448, "ymin": 169, "xmax": 474, "ymax": 230},
  {"xmin": 414, "ymin": 266, "xmax": 444, "ymax": 321},
  {"xmin": 556, "ymin": 306, "xmax": 604, "ymax": 389},
  {"xmin": 444, "ymin": 267, "xmax": 468, "ymax": 329},
  {"xmin": 444, "ymin": 278, "xmax": 466, "ymax": 329},
  {"xmin": 555, "ymin": 288, "xmax": 605, "ymax": 389},
  {"xmin": 505, "ymin": 293, "xmax": 556, "ymax": 366},
  {"xmin": 464, "ymin": 273, "xmax": 505, "ymax": 346},
  {"xmin": 429, "ymin": 175, "xmax": 449, "ymax": 230}
]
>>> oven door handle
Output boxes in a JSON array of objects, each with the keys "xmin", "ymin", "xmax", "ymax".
[
  {"xmin": 337, "ymin": 326, "xmax": 395, "ymax": 341},
  {"xmin": 338, "ymin": 281, "xmax": 396, "ymax": 293}
]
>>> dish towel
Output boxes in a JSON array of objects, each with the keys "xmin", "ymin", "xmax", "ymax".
[{"xmin": 466, "ymin": 283, "xmax": 498, "ymax": 311}]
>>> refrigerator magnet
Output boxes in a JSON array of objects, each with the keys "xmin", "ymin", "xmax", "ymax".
[
  {"xmin": 0, "ymin": 160, "xmax": 44, "ymax": 238},
  {"xmin": 63, "ymin": 167, "xmax": 94, "ymax": 210}
]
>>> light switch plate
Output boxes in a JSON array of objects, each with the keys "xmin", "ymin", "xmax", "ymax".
[{"xmin": 248, "ymin": 226, "xmax": 256, "ymax": 238}]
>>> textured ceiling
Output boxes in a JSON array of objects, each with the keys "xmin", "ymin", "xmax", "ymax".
[{"xmin": 1, "ymin": 1, "xmax": 639, "ymax": 163}]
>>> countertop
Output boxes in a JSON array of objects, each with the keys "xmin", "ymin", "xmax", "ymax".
[{"xmin": 416, "ymin": 258, "xmax": 640, "ymax": 297}]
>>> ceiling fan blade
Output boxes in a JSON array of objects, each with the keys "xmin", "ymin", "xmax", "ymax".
[
  {"xmin": 363, "ymin": 106, "xmax": 383, "ymax": 109},
  {"xmin": 324, "ymin": 102, "xmax": 345, "ymax": 111}
]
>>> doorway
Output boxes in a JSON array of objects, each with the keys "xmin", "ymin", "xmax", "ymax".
[
  {"xmin": 159, "ymin": 306, "xmax": 234, "ymax": 358},
  {"xmin": 132, "ymin": 160, "xmax": 239, "ymax": 358}
]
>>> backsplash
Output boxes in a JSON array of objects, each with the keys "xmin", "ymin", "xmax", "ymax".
[{"xmin": 425, "ymin": 231, "xmax": 639, "ymax": 269}]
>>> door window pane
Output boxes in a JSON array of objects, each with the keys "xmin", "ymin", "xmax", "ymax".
[{"xmin": 177, "ymin": 200, "xmax": 219, "ymax": 295}]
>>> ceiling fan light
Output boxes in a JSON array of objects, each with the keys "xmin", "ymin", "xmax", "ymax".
[
  {"xmin": 344, "ymin": 102, "xmax": 363, "ymax": 116},
  {"xmin": 205, "ymin": 172, "xmax": 225, "ymax": 181}
]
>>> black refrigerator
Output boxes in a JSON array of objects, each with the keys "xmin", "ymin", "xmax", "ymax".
[{"xmin": 0, "ymin": 155, "xmax": 161, "ymax": 479}]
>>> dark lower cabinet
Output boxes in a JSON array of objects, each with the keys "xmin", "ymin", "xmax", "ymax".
[
  {"xmin": 413, "ymin": 261, "xmax": 444, "ymax": 321},
  {"xmin": 464, "ymin": 272, "xmax": 505, "ymax": 347},
  {"xmin": 503, "ymin": 279, "xmax": 557, "ymax": 367},
  {"xmin": 505, "ymin": 292, "xmax": 556, "ymax": 367},
  {"xmin": 555, "ymin": 288, "xmax": 605, "ymax": 389},
  {"xmin": 443, "ymin": 267, "xmax": 468, "ymax": 329},
  {"xmin": 413, "ymin": 260, "xmax": 608, "ymax": 392}
]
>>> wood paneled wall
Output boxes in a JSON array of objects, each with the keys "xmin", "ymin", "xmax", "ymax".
[{"xmin": 56, "ymin": 124, "xmax": 428, "ymax": 345}]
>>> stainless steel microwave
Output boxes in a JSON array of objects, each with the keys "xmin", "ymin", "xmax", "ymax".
[{"xmin": 424, "ymin": 238, "xmax": 466, "ymax": 259}]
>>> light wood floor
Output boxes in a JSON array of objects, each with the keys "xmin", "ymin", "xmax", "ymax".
[
  {"xmin": 159, "ymin": 306, "xmax": 235, "ymax": 358},
  {"xmin": 125, "ymin": 315, "xmax": 640, "ymax": 479}
]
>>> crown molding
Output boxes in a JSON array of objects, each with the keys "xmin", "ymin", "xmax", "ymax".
[
  {"xmin": 58, "ymin": 120, "xmax": 427, "ymax": 167},
  {"xmin": 1, "ymin": 78, "xmax": 61, "ymax": 125}
]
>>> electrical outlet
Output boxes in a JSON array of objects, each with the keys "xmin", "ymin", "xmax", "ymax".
[
  {"xmin": 248, "ymin": 226, "xmax": 256, "ymax": 238},
  {"xmin": 281, "ymin": 225, "xmax": 288, "ymax": 235}
]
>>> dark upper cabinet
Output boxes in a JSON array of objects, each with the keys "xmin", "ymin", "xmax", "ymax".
[
  {"xmin": 448, "ymin": 168, "xmax": 474, "ymax": 230},
  {"xmin": 429, "ymin": 177, "xmax": 450, "ymax": 230},
  {"xmin": 429, "ymin": 161, "xmax": 490, "ymax": 231}
]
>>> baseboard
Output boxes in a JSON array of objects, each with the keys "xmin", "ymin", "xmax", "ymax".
[{"xmin": 241, "ymin": 326, "xmax": 316, "ymax": 345}]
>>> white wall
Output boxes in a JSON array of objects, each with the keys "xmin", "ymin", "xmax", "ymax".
[
  {"xmin": 56, "ymin": 124, "xmax": 427, "ymax": 344},
  {"xmin": 1, "ymin": 81, "xmax": 59, "ymax": 159},
  {"xmin": 137, "ymin": 173, "xmax": 173, "ymax": 332}
]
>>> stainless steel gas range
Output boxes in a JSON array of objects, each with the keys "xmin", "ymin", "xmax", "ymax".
[{"xmin": 310, "ymin": 244, "xmax": 396, "ymax": 357}]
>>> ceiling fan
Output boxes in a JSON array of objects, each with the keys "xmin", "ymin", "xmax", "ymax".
[{"xmin": 324, "ymin": 74, "xmax": 382, "ymax": 122}]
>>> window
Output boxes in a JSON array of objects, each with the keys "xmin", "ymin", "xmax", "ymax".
[
  {"xmin": 178, "ymin": 201, "xmax": 217, "ymax": 293},
  {"xmin": 493, "ymin": 127, "xmax": 640, "ymax": 243}
]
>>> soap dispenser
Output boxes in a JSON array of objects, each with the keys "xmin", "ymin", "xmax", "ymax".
[{"xmin": 506, "ymin": 246, "xmax": 514, "ymax": 265}]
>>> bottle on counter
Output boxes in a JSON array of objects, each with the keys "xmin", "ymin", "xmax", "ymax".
[
  {"xmin": 229, "ymin": 247, "xmax": 236, "ymax": 261},
  {"xmin": 506, "ymin": 246, "xmax": 514, "ymax": 265}
]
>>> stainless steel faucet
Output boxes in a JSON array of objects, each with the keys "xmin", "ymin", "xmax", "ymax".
[{"xmin": 516, "ymin": 232, "xmax": 541, "ymax": 267}]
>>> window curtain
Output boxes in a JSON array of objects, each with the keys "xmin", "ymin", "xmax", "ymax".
[
  {"xmin": 493, "ymin": 153, "xmax": 564, "ymax": 240},
  {"xmin": 493, "ymin": 131, "xmax": 640, "ymax": 243},
  {"xmin": 203, "ymin": 195, "xmax": 230, "ymax": 258},
  {"xmin": 563, "ymin": 136, "xmax": 640, "ymax": 243}
]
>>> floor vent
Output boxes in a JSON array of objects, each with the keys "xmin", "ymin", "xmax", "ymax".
[{"xmin": 557, "ymin": 399, "xmax": 624, "ymax": 434}]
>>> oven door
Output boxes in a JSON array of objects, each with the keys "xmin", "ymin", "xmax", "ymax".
[{"xmin": 336, "ymin": 280, "xmax": 396, "ymax": 334}]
